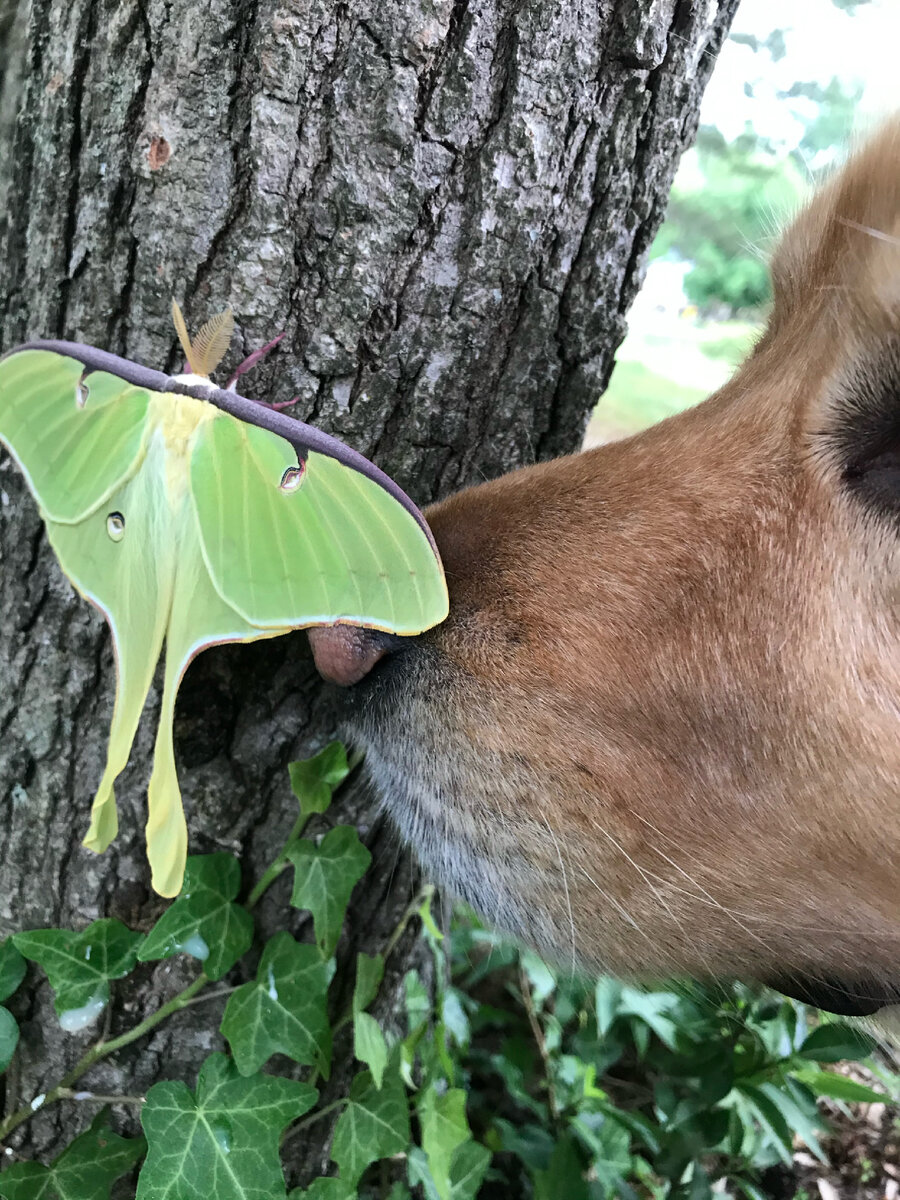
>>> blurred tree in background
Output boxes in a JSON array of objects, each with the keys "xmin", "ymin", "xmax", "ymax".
[
  {"xmin": 653, "ymin": 126, "xmax": 805, "ymax": 315},
  {"xmin": 656, "ymin": 62, "xmax": 864, "ymax": 318}
]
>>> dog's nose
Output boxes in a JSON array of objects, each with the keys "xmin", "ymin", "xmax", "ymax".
[{"xmin": 307, "ymin": 625, "xmax": 390, "ymax": 687}]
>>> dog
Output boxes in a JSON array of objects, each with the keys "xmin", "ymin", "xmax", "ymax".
[{"xmin": 308, "ymin": 120, "xmax": 900, "ymax": 1017}]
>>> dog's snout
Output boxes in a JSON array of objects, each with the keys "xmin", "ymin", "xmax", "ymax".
[{"xmin": 308, "ymin": 625, "xmax": 391, "ymax": 686}]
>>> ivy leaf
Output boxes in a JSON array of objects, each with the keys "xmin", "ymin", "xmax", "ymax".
[
  {"xmin": 418, "ymin": 1087, "xmax": 469, "ymax": 1197},
  {"xmin": 408, "ymin": 1141, "xmax": 491, "ymax": 1200},
  {"xmin": 137, "ymin": 1052, "xmax": 316, "ymax": 1200},
  {"xmin": 138, "ymin": 853, "xmax": 253, "ymax": 982},
  {"xmin": 0, "ymin": 1005, "xmax": 18, "ymax": 1073},
  {"xmin": 220, "ymin": 932, "xmax": 332, "ymax": 1077},
  {"xmin": 287, "ymin": 827, "xmax": 371, "ymax": 957},
  {"xmin": 354, "ymin": 1012, "xmax": 389, "ymax": 1089},
  {"xmin": 0, "ymin": 937, "xmax": 25, "ymax": 1073},
  {"xmin": 330, "ymin": 1069, "xmax": 410, "ymax": 1186},
  {"xmin": 13, "ymin": 919, "xmax": 143, "ymax": 1025},
  {"xmin": 0, "ymin": 937, "xmax": 26, "ymax": 1001},
  {"xmin": 289, "ymin": 742, "xmax": 351, "ymax": 818},
  {"xmin": 404, "ymin": 969, "xmax": 431, "ymax": 1035},
  {"xmin": 413, "ymin": 1086, "xmax": 489, "ymax": 1200},
  {"xmin": 288, "ymin": 1182, "xmax": 356, "ymax": 1200},
  {"xmin": 353, "ymin": 953, "xmax": 384, "ymax": 1015},
  {"xmin": 350, "ymin": 954, "xmax": 388, "ymax": 1088},
  {"xmin": 0, "ymin": 1111, "xmax": 145, "ymax": 1199}
]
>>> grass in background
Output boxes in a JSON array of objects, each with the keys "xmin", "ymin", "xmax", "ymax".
[{"xmin": 587, "ymin": 320, "xmax": 760, "ymax": 447}]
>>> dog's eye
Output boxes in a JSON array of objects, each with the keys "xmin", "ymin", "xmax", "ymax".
[{"xmin": 825, "ymin": 343, "xmax": 900, "ymax": 525}]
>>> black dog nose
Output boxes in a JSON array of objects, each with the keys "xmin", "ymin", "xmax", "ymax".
[{"xmin": 307, "ymin": 626, "xmax": 392, "ymax": 686}]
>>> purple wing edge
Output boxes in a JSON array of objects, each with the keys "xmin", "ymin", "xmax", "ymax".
[{"xmin": 3, "ymin": 339, "xmax": 439, "ymax": 556}]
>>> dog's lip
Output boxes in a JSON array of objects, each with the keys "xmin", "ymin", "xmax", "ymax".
[
  {"xmin": 308, "ymin": 626, "xmax": 387, "ymax": 686},
  {"xmin": 307, "ymin": 626, "xmax": 404, "ymax": 686}
]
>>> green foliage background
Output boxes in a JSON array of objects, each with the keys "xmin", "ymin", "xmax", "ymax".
[{"xmin": 655, "ymin": 73, "xmax": 860, "ymax": 318}]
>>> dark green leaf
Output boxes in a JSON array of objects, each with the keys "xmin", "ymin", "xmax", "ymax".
[
  {"xmin": 14, "ymin": 919, "xmax": 143, "ymax": 1024},
  {"xmin": 330, "ymin": 1069, "xmax": 410, "ymax": 1186},
  {"xmin": 288, "ymin": 1182, "xmax": 355, "ymax": 1200},
  {"xmin": 138, "ymin": 853, "xmax": 253, "ymax": 982},
  {"xmin": 0, "ymin": 1004, "xmax": 18, "ymax": 1073},
  {"xmin": 797, "ymin": 1023, "xmax": 876, "ymax": 1063},
  {"xmin": 532, "ymin": 1134, "xmax": 590, "ymax": 1200},
  {"xmin": 492, "ymin": 1119, "xmax": 555, "ymax": 1170},
  {"xmin": 737, "ymin": 1084, "xmax": 794, "ymax": 1165},
  {"xmin": 137, "ymin": 1052, "xmax": 316, "ymax": 1200},
  {"xmin": 0, "ymin": 1111, "xmax": 145, "ymax": 1199},
  {"xmin": 0, "ymin": 937, "xmax": 26, "ymax": 1001},
  {"xmin": 353, "ymin": 952, "xmax": 384, "ymax": 1015},
  {"xmin": 220, "ymin": 932, "xmax": 331, "ymax": 1076},
  {"xmin": 733, "ymin": 1178, "xmax": 770, "ymax": 1200},
  {"xmin": 755, "ymin": 1080, "xmax": 826, "ymax": 1162},
  {"xmin": 684, "ymin": 1162, "xmax": 713, "ymax": 1200},
  {"xmin": 791, "ymin": 1067, "xmax": 887, "ymax": 1104},
  {"xmin": 287, "ymin": 827, "xmax": 371, "ymax": 957},
  {"xmin": 596, "ymin": 1104, "xmax": 661, "ymax": 1155},
  {"xmin": 289, "ymin": 743, "xmax": 350, "ymax": 817}
]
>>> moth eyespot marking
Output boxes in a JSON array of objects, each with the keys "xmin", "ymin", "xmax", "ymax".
[
  {"xmin": 106, "ymin": 512, "xmax": 126, "ymax": 542},
  {"xmin": 279, "ymin": 463, "xmax": 305, "ymax": 493},
  {"xmin": 75, "ymin": 377, "xmax": 89, "ymax": 408}
]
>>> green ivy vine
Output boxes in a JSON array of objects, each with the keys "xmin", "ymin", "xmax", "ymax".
[{"xmin": 0, "ymin": 743, "xmax": 485, "ymax": 1200}]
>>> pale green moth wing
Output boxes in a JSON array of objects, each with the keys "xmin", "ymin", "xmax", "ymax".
[
  {"xmin": 191, "ymin": 414, "xmax": 445, "ymax": 632},
  {"xmin": 0, "ymin": 341, "xmax": 448, "ymax": 897},
  {"xmin": 0, "ymin": 349, "xmax": 149, "ymax": 522}
]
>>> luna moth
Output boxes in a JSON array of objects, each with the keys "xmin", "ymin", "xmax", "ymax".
[{"xmin": 0, "ymin": 306, "xmax": 448, "ymax": 897}]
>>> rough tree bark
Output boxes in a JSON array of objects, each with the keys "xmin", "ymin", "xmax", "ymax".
[{"xmin": 0, "ymin": 0, "xmax": 738, "ymax": 1181}]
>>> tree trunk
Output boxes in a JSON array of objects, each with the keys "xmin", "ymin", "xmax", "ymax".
[{"xmin": 0, "ymin": 0, "xmax": 738, "ymax": 1179}]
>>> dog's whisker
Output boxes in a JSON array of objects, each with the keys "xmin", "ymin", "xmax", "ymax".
[
  {"xmin": 837, "ymin": 216, "xmax": 900, "ymax": 246},
  {"xmin": 540, "ymin": 814, "xmax": 578, "ymax": 979},
  {"xmin": 585, "ymin": 815, "xmax": 736, "ymax": 1008}
]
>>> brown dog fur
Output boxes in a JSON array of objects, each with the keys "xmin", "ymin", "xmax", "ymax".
[{"xmin": 310, "ymin": 120, "xmax": 900, "ymax": 1013}]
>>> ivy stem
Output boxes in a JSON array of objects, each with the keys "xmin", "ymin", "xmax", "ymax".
[
  {"xmin": 246, "ymin": 813, "xmax": 310, "ymax": 910},
  {"xmin": 0, "ymin": 974, "xmax": 207, "ymax": 1145},
  {"xmin": 304, "ymin": 882, "xmax": 436, "ymax": 1103},
  {"xmin": 282, "ymin": 1097, "xmax": 348, "ymax": 1151},
  {"xmin": 246, "ymin": 750, "xmax": 365, "ymax": 912},
  {"xmin": 56, "ymin": 1088, "xmax": 147, "ymax": 1105},
  {"xmin": 519, "ymin": 963, "xmax": 559, "ymax": 1125},
  {"xmin": 385, "ymin": 885, "xmax": 435, "ymax": 962},
  {"xmin": 177, "ymin": 984, "xmax": 239, "ymax": 1011}
]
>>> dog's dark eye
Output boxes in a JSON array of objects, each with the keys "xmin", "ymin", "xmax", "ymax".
[{"xmin": 829, "ymin": 343, "xmax": 900, "ymax": 525}]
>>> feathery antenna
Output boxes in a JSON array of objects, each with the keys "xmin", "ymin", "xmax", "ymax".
[{"xmin": 171, "ymin": 298, "xmax": 234, "ymax": 378}]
